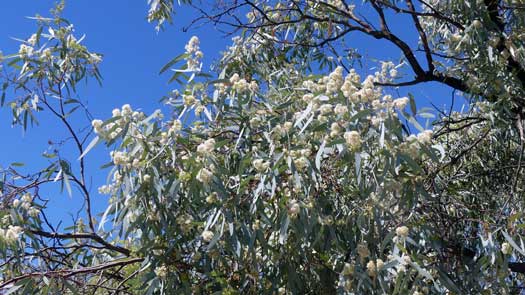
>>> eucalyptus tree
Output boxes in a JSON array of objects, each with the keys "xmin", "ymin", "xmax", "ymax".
[{"xmin": 0, "ymin": 0, "xmax": 524, "ymax": 294}]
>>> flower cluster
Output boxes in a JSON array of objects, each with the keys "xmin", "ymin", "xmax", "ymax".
[
  {"xmin": 13, "ymin": 193, "xmax": 40, "ymax": 218},
  {"xmin": 184, "ymin": 36, "xmax": 203, "ymax": 71},
  {"xmin": 0, "ymin": 225, "xmax": 23, "ymax": 245}
]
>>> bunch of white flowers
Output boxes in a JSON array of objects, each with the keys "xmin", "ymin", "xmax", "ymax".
[
  {"xmin": 91, "ymin": 119, "xmax": 104, "ymax": 133},
  {"xmin": 252, "ymin": 159, "xmax": 270, "ymax": 172},
  {"xmin": 111, "ymin": 151, "xmax": 129, "ymax": 165},
  {"xmin": 0, "ymin": 225, "xmax": 23, "ymax": 244},
  {"xmin": 330, "ymin": 122, "xmax": 342, "ymax": 137},
  {"xmin": 201, "ymin": 230, "xmax": 214, "ymax": 242},
  {"xmin": 197, "ymin": 138, "xmax": 216, "ymax": 155},
  {"xmin": 334, "ymin": 103, "xmax": 348, "ymax": 116},
  {"xmin": 326, "ymin": 66, "xmax": 344, "ymax": 94},
  {"xmin": 393, "ymin": 97, "xmax": 409, "ymax": 110},
  {"xmin": 184, "ymin": 36, "xmax": 203, "ymax": 71},
  {"xmin": 366, "ymin": 260, "xmax": 376, "ymax": 277},
  {"xmin": 167, "ymin": 119, "xmax": 183, "ymax": 136},
  {"xmin": 417, "ymin": 130, "xmax": 433, "ymax": 144},
  {"xmin": 154, "ymin": 265, "xmax": 168, "ymax": 279},
  {"xmin": 18, "ymin": 44, "xmax": 34, "ymax": 59},
  {"xmin": 12, "ymin": 193, "xmax": 40, "ymax": 218},
  {"xmin": 395, "ymin": 226, "xmax": 409, "ymax": 238},
  {"xmin": 293, "ymin": 156, "xmax": 309, "ymax": 171},
  {"xmin": 344, "ymin": 131, "xmax": 361, "ymax": 151},
  {"xmin": 196, "ymin": 167, "xmax": 213, "ymax": 184},
  {"xmin": 341, "ymin": 70, "xmax": 360, "ymax": 99}
]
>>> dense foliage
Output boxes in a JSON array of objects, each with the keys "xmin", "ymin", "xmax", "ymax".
[{"xmin": 0, "ymin": 0, "xmax": 524, "ymax": 294}]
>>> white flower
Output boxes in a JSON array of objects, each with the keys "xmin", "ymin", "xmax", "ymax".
[
  {"xmin": 154, "ymin": 265, "xmax": 168, "ymax": 279},
  {"xmin": 110, "ymin": 108, "xmax": 120, "ymax": 118},
  {"xmin": 196, "ymin": 168, "xmax": 213, "ymax": 184},
  {"xmin": 344, "ymin": 131, "xmax": 361, "ymax": 150},
  {"xmin": 502, "ymin": 242, "xmax": 512, "ymax": 255},
  {"xmin": 185, "ymin": 36, "xmax": 200, "ymax": 54},
  {"xmin": 319, "ymin": 104, "xmax": 332, "ymax": 115},
  {"xmin": 272, "ymin": 125, "xmax": 284, "ymax": 138},
  {"xmin": 472, "ymin": 19, "xmax": 482, "ymax": 29},
  {"xmin": 330, "ymin": 122, "xmax": 342, "ymax": 137},
  {"xmin": 334, "ymin": 104, "xmax": 348, "ymax": 116},
  {"xmin": 393, "ymin": 97, "xmax": 409, "ymax": 110},
  {"xmin": 201, "ymin": 230, "xmax": 214, "ymax": 242},
  {"xmin": 183, "ymin": 94, "xmax": 196, "ymax": 106},
  {"xmin": 417, "ymin": 130, "xmax": 433, "ymax": 144},
  {"xmin": 401, "ymin": 254, "xmax": 411, "ymax": 265},
  {"xmin": 19, "ymin": 44, "xmax": 34, "ymax": 58},
  {"xmin": 229, "ymin": 73, "xmax": 240, "ymax": 84},
  {"xmin": 376, "ymin": 259, "xmax": 384, "ymax": 271},
  {"xmin": 396, "ymin": 226, "xmax": 409, "ymax": 238},
  {"xmin": 5, "ymin": 225, "xmax": 23, "ymax": 243},
  {"xmin": 302, "ymin": 93, "xmax": 314, "ymax": 103},
  {"xmin": 253, "ymin": 219, "xmax": 261, "ymax": 230},
  {"xmin": 112, "ymin": 151, "xmax": 129, "ymax": 165},
  {"xmin": 371, "ymin": 99, "xmax": 382, "ymax": 109},
  {"xmin": 366, "ymin": 260, "xmax": 376, "ymax": 276},
  {"xmin": 28, "ymin": 207, "xmax": 40, "ymax": 217},
  {"xmin": 326, "ymin": 66, "xmax": 344, "ymax": 93},
  {"xmin": 283, "ymin": 122, "xmax": 293, "ymax": 133},
  {"xmin": 294, "ymin": 156, "xmax": 308, "ymax": 171},
  {"xmin": 21, "ymin": 193, "xmax": 32, "ymax": 203},
  {"xmin": 197, "ymin": 138, "xmax": 216, "ymax": 155},
  {"xmin": 12, "ymin": 199, "xmax": 20, "ymax": 208},
  {"xmin": 27, "ymin": 34, "xmax": 37, "ymax": 46},
  {"xmin": 249, "ymin": 116, "xmax": 261, "ymax": 127},
  {"xmin": 89, "ymin": 53, "xmax": 102, "ymax": 64},
  {"xmin": 22, "ymin": 202, "xmax": 31, "ymax": 210},
  {"xmin": 91, "ymin": 119, "xmax": 103, "ymax": 133},
  {"xmin": 121, "ymin": 104, "xmax": 132, "ymax": 116},
  {"xmin": 206, "ymin": 192, "xmax": 218, "ymax": 204},
  {"xmin": 41, "ymin": 48, "xmax": 52, "ymax": 61},
  {"xmin": 389, "ymin": 69, "xmax": 398, "ymax": 78},
  {"xmin": 143, "ymin": 174, "xmax": 151, "ymax": 182},
  {"xmin": 233, "ymin": 79, "xmax": 249, "ymax": 92},
  {"xmin": 249, "ymin": 80, "xmax": 259, "ymax": 92},
  {"xmin": 171, "ymin": 119, "xmax": 182, "ymax": 132},
  {"xmin": 252, "ymin": 159, "xmax": 270, "ymax": 172}
]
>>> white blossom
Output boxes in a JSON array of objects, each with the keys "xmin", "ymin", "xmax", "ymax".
[
  {"xmin": 197, "ymin": 138, "xmax": 216, "ymax": 155},
  {"xmin": 344, "ymin": 131, "xmax": 361, "ymax": 150},
  {"xmin": 396, "ymin": 226, "xmax": 409, "ymax": 238},
  {"xmin": 201, "ymin": 230, "xmax": 214, "ymax": 242},
  {"xmin": 196, "ymin": 168, "xmax": 213, "ymax": 184}
]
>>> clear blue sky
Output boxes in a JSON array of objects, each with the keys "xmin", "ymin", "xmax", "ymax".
[{"xmin": 0, "ymin": 1, "xmax": 459, "ymax": 227}]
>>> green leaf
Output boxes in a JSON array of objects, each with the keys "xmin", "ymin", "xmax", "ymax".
[
  {"xmin": 5, "ymin": 284, "xmax": 23, "ymax": 295},
  {"xmin": 63, "ymin": 174, "xmax": 72, "ymax": 198},
  {"xmin": 408, "ymin": 93, "xmax": 417, "ymax": 116},
  {"xmin": 279, "ymin": 214, "xmax": 290, "ymax": 244},
  {"xmin": 79, "ymin": 136, "xmax": 100, "ymax": 160},
  {"xmin": 159, "ymin": 53, "xmax": 189, "ymax": 74}
]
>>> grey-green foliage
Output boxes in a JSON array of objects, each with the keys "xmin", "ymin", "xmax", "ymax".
[{"xmin": 0, "ymin": 1, "xmax": 524, "ymax": 294}]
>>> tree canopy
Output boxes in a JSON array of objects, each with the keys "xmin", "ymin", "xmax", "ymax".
[{"xmin": 1, "ymin": 0, "xmax": 525, "ymax": 294}]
